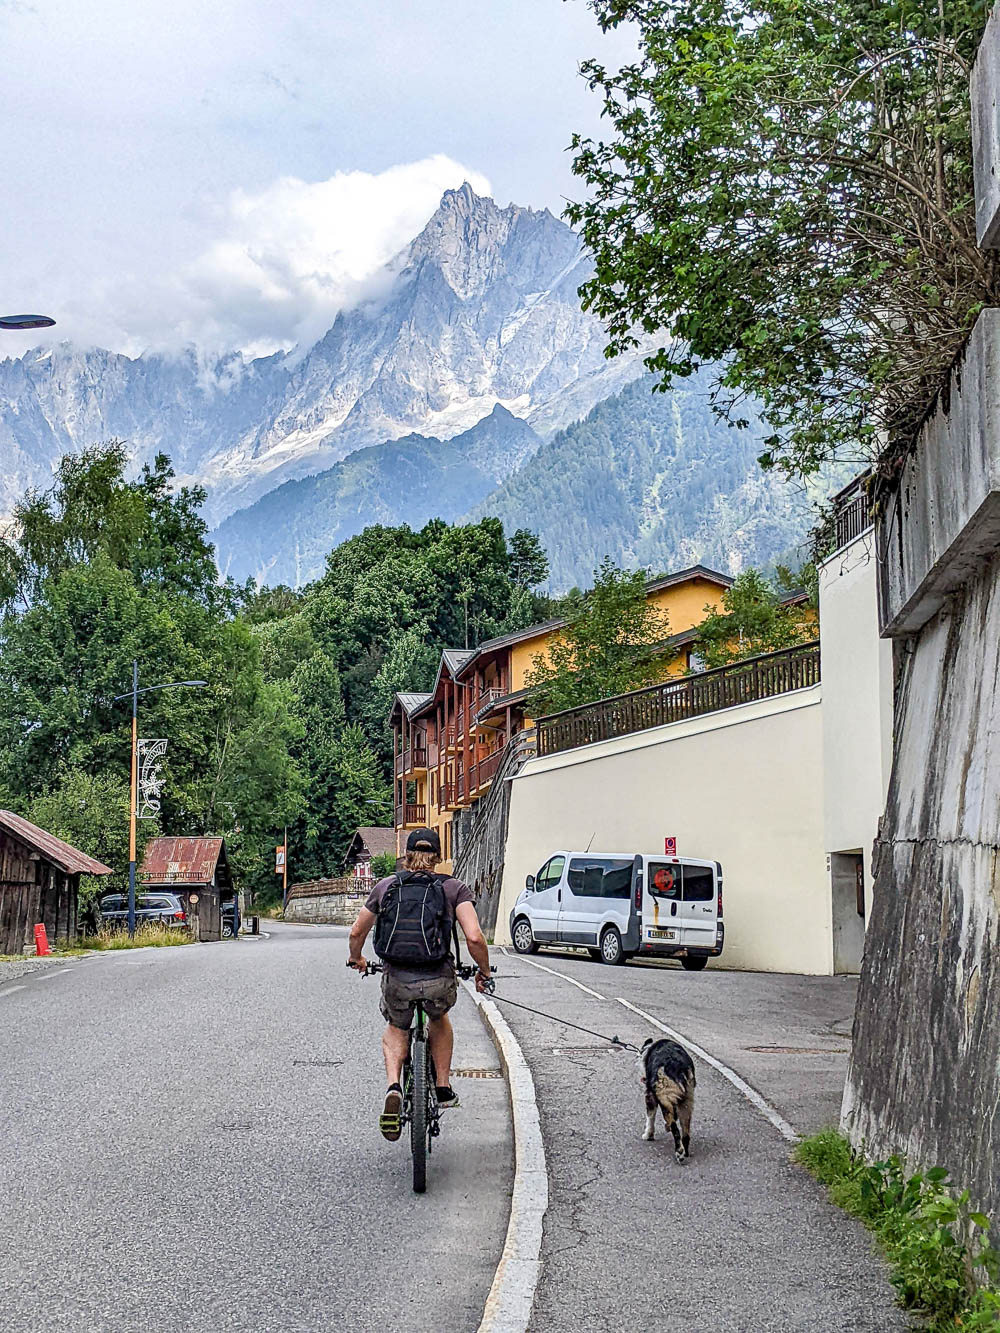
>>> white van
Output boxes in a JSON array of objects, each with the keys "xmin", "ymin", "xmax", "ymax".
[{"xmin": 508, "ymin": 851, "xmax": 724, "ymax": 969}]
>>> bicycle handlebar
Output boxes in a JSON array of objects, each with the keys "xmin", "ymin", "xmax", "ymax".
[{"xmin": 346, "ymin": 958, "xmax": 496, "ymax": 990}]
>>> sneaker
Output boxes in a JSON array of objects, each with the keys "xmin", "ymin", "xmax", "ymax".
[
  {"xmin": 379, "ymin": 1087, "xmax": 403, "ymax": 1141},
  {"xmin": 436, "ymin": 1086, "xmax": 460, "ymax": 1110}
]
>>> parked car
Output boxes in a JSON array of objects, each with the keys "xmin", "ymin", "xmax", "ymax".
[
  {"xmin": 509, "ymin": 851, "xmax": 724, "ymax": 968},
  {"xmin": 222, "ymin": 897, "xmax": 239, "ymax": 938},
  {"xmin": 99, "ymin": 892, "xmax": 188, "ymax": 929}
]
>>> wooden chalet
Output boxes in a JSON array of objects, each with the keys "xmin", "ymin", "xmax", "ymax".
[
  {"xmin": 138, "ymin": 836, "xmax": 233, "ymax": 942},
  {"xmin": 344, "ymin": 826, "xmax": 397, "ymax": 882},
  {"xmin": 0, "ymin": 811, "xmax": 112, "ymax": 954}
]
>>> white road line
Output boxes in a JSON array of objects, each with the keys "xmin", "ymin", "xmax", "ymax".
[
  {"xmin": 504, "ymin": 951, "xmax": 606, "ymax": 1001},
  {"xmin": 464, "ymin": 980, "xmax": 548, "ymax": 1333},
  {"xmin": 616, "ymin": 997, "xmax": 801, "ymax": 1143},
  {"xmin": 0, "ymin": 985, "xmax": 26, "ymax": 996}
]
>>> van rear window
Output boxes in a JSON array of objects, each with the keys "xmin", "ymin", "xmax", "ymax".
[
  {"xmin": 683, "ymin": 866, "xmax": 715, "ymax": 902},
  {"xmin": 648, "ymin": 863, "xmax": 681, "ymax": 899}
]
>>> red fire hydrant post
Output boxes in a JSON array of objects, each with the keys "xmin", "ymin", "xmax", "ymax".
[{"xmin": 33, "ymin": 924, "xmax": 50, "ymax": 956}]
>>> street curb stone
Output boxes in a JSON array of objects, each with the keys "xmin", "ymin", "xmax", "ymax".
[{"xmin": 463, "ymin": 980, "xmax": 549, "ymax": 1333}]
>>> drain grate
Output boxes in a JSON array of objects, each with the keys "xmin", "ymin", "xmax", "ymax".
[
  {"xmin": 745, "ymin": 1045, "xmax": 849, "ymax": 1055},
  {"xmin": 292, "ymin": 1058, "xmax": 343, "ymax": 1067},
  {"xmin": 452, "ymin": 1067, "xmax": 504, "ymax": 1079}
]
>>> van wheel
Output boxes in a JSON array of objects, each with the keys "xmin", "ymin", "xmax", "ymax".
[
  {"xmin": 599, "ymin": 927, "xmax": 625, "ymax": 965},
  {"xmin": 681, "ymin": 955, "xmax": 708, "ymax": 971},
  {"xmin": 512, "ymin": 918, "xmax": 539, "ymax": 954}
]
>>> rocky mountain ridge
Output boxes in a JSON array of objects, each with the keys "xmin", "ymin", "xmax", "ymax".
[{"xmin": 0, "ymin": 186, "xmax": 643, "ymax": 524}]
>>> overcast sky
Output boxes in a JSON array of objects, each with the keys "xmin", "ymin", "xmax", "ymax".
[{"xmin": 0, "ymin": 0, "xmax": 635, "ymax": 358}]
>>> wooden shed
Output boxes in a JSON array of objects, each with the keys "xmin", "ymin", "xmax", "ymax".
[
  {"xmin": 0, "ymin": 811, "xmax": 112, "ymax": 954},
  {"xmin": 138, "ymin": 836, "xmax": 233, "ymax": 942}
]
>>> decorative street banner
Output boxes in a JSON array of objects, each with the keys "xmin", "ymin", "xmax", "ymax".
[{"xmin": 137, "ymin": 738, "xmax": 168, "ymax": 820}]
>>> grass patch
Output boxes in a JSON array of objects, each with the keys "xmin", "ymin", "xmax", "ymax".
[
  {"xmin": 84, "ymin": 922, "xmax": 192, "ymax": 950},
  {"xmin": 796, "ymin": 1130, "xmax": 1000, "ymax": 1330}
]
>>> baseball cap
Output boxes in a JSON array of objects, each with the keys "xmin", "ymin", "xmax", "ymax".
[{"xmin": 406, "ymin": 827, "xmax": 441, "ymax": 856}]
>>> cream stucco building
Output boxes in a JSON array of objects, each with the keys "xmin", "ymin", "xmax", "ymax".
[{"xmin": 491, "ymin": 480, "xmax": 892, "ymax": 975}]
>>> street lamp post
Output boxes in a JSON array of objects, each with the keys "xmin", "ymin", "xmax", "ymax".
[{"xmin": 113, "ymin": 660, "xmax": 206, "ymax": 937}]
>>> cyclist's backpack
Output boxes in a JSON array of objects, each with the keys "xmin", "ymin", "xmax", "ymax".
[{"xmin": 373, "ymin": 871, "xmax": 451, "ymax": 967}]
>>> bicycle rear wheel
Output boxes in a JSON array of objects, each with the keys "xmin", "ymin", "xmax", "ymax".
[{"xmin": 410, "ymin": 1035, "xmax": 429, "ymax": 1194}]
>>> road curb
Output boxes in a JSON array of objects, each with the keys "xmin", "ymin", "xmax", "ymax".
[{"xmin": 463, "ymin": 980, "xmax": 548, "ymax": 1333}]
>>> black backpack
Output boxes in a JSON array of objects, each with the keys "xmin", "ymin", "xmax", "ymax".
[{"xmin": 373, "ymin": 871, "xmax": 452, "ymax": 967}]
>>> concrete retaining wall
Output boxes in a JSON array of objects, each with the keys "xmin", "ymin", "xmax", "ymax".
[{"xmin": 845, "ymin": 306, "xmax": 1000, "ymax": 1218}]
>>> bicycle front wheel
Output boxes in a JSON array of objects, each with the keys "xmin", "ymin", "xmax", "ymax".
[{"xmin": 410, "ymin": 1034, "xmax": 429, "ymax": 1194}]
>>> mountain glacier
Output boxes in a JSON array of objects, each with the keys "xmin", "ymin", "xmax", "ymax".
[{"xmin": 0, "ymin": 185, "xmax": 643, "ymax": 524}]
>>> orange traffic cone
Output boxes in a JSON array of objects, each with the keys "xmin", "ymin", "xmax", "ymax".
[{"xmin": 33, "ymin": 924, "xmax": 50, "ymax": 956}]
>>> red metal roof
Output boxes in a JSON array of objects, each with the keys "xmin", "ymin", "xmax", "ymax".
[
  {"xmin": 0, "ymin": 810, "xmax": 113, "ymax": 875},
  {"xmin": 140, "ymin": 836, "xmax": 225, "ymax": 885}
]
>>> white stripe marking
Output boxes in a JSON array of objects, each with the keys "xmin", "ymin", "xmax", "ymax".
[
  {"xmin": 36, "ymin": 968, "xmax": 71, "ymax": 979},
  {"xmin": 616, "ymin": 997, "xmax": 801, "ymax": 1143},
  {"xmin": 506, "ymin": 951, "xmax": 606, "ymax": 1001},
  {"xmin": 0, "ymin": 984, "xmax": 26, "ymax": 996},
  {"xmin": 464, "ymin": 980, "xmax": 548, "ymax": 1333}
]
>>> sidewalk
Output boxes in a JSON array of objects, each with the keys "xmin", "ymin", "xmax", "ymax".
[{"xmin": 493, "ymin": 952, "xmax": 908, "ymax": 1333}]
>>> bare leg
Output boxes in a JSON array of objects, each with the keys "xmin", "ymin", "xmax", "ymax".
[
  {"xmin": 428, "ymin": 1013, "xmax": 454, "ymax": 1089},
  {"xmin": 382, "ymin": 1024, "xmax": 410, "ymax": 1085}
]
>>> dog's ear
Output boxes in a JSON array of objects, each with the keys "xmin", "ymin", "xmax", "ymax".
[{"xmin": 640, "ymin": 1037, "xmax": 653, "ymax": 1053}]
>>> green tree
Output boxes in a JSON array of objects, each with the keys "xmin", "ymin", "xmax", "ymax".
[
  {"xmin": 369, "ymin": 851, "xmax": 398, "ymax": 879},
  {"xmin": 0, "ymin": 450, "xmax": 305, "ymax": 901},
  {"xmin": 507, "ymin": 529, "xmax": 549, "ymax": 589},
  {"xmin": 525, "ymin": 559, "xmax": 670, "ymax": 712},
  {"xmin": 568, "ymin": 0, "xmax": 994, "ymax": 481},
  {"xmin": 0, "ymin": 443, "xmax": 224, "ymax": 611},
  {"xmin": 692, "ymin": 569, "xmax": 815, "ymax": 668},
  {"xmin": 25, "ymin": 768, "xmax": 142, "ymax": 903}
]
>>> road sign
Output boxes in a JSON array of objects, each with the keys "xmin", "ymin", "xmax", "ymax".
[
  {"xmin": 664, "ymin": 836, "xmax": 677, "ymax": 857},
  {"xmin": 275, "ymin": 845, "xmax": 286, "ymax": 874}
]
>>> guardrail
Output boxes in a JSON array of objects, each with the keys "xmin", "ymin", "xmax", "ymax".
[{"xmin": 536, "ymin": 643, "xmax": 821, "ymax": 757}]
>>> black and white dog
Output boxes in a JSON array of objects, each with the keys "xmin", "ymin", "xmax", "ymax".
[{"xmin": 638, "ymin": 1036, "xmax": 696, "ymax": 1163}]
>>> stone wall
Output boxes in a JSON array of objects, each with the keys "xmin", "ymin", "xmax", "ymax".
[
  {"xmin": 843, "ymin": 309, "xmax": 1000, "ymax": 1217},
  {"xmin": 283, "ymin": 878, "xmax": 367, "ymax": 926},
  {"xmin": 452, "ymin": 774, "xmax": 512, "ymax": 938}
]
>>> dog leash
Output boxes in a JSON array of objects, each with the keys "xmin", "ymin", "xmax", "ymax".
[{"xmin": 485, "ymin": 990, "xmax": 641, "ymax": 1052}]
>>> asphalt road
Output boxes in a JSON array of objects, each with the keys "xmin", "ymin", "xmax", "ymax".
[
  {"xmin": 0, "ymin": 922, "xmax": 511, "ymax": 1333},
  {"xmin": 491, "ymin": 946, "xmax": 910, "ymax": 1333}
]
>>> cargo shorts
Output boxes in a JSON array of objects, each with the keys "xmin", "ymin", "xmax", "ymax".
[{"xmin": 381, "ymin": 968, "xmax": 458, "ymax": 1029}]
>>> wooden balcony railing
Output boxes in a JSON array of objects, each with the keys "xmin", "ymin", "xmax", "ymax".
[
  {"xmin": 395, "ymin": 803, "xmax": 426, "ymax": 826},
  {"xmin": 474, "ymin": 746, "xmax": 505, "ymax": 788},
  {"xmin": 394, "ymin": 745, "xmax": 428, "ymax": 776},
  {"xmin": 537, "ymin": 643, "xmax": 821, "ymax": 758}
]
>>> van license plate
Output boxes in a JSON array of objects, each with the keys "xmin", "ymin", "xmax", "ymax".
[{"xmin": 649, "ymin": 929, "xmax": 678, "ymax": 941}]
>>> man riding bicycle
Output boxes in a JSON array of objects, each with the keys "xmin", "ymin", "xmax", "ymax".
[{"xmin": 348, "ymin": 827, "xmax": 492, "ymax": 1141}]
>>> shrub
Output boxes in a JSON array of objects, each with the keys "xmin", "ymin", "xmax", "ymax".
[{"xmin": 796, "ymin": 1130, "xmax": 1000, "ymax": 1330}]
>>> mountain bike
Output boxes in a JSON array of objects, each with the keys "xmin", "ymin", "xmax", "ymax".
[{"xmin": 358, "ymin": 960, "xmax": 492, "ymax": 1193}]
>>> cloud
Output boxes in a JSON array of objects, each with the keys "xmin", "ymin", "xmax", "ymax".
[
  {"xmin": 4, "ymin": 155, "xmax": 490, "ymax": 361},
  {"xmin": 112, "ymin": 156, "xmax": 492, "ymax": 360},
  {"xmin": 174, "ymin": 155, "xmax": 492, "ymax": 356}
]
